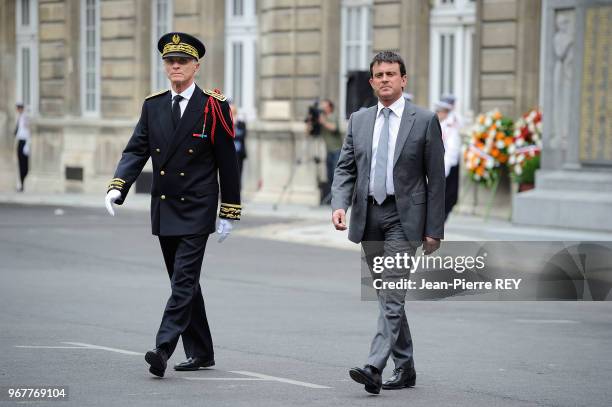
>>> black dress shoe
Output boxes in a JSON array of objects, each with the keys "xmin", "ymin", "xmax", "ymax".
[
  {"xmin": 382, "ymin": 365, "xmax": 416, "ymax": 389},
  {"xmin": 349, "ymin": 365, "xmax": 382, "ymax": 394},
  {"xmin": 145, "ymin": 348, "xmax": 168, "ymax": 378},
  {"xmin": 173, "ymin": 357, "xmax": 215, "ymax": 371}
]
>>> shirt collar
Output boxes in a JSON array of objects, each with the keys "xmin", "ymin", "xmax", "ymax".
[
  {"xmin": 170, "ymin": 82, "xmax": 196, "ymax": 101},
  {"xmin": 377, "ymin": 95, "xmax": 405, "ymax": 119}
]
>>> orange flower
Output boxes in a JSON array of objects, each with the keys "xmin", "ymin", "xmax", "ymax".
[
  {"xmin": 493, "ymin": 111, "xmax": 502, "ymax": 120},
  {"xmin": 476, "ymin": 167, "xmax": 485, "ymax": 176},
  {"xmin": 505, "ymin": 137, "xmax": 513, "ymax": 146},
  {"xmin": 491, "ymin": 148, "xmax": 500, "ymax": 157},
  {"xmin": 496, "ymin": 133, "xmax": 505, "ymax": 140}
]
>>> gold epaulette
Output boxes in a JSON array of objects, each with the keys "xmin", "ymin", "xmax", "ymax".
[
  {"xmin": 219, "ymin": 202, "xmax": 241, "ymax": 220},
  {"xmin": 145, "ymin": 89, "xmax": 169, "ymax": 100},
  {"xmin": 107, "ymin": 178, "xmax": 126, "ymax": 192},
  {"xmin": 204, "ymin": 88, "xmax": 227, "ymax": 102}
]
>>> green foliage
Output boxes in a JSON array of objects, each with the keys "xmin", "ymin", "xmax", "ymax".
[{"xmin": 513, "ymin": 154, "xmax": 540, "ymax": 184}]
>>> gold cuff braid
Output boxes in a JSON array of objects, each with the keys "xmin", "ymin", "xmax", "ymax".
[{"xmin": 219, "ymin": 203, "xmax": 241, "ymax": 220}]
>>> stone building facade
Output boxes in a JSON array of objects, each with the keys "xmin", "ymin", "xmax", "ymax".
[{"xmin": 2, "ymin": 0, "xmax": 608, "ymax": 230}]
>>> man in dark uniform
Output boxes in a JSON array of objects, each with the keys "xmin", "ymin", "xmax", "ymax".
[{"xmin": 104, "ymin": 32, "xmax": 241, "ymax": 378}]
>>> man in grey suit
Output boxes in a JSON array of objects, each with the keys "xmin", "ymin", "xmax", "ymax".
[{"xmin": 331, "ymin": 51, "xmax": 445, "ymax": 394}]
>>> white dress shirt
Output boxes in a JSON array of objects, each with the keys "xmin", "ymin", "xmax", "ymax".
[
  {"xmin": 441, "ymin": 117, "xmax": 461, "ymax": 177},
  {"xmin": 170, "ymin": 82, "xmax": 195, "ymax": 117},
  {"xmin": 15, "ymin": 113, "xmax": 31, "ymax": 141},
  {"xmin": 369, "ymin": 95, "xmax": 405, "ymax": 196}
]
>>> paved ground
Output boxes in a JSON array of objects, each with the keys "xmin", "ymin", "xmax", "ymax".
[{"xmin": 1, "ymin": 203, "xmax": 612, "ymax": 406}]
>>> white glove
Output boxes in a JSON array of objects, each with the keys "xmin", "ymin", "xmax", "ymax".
[
  {"xmin": 217, "ymin": 219, "xmax": 235, "ymax": 243},
  {"xmin": 105, "ymin": 189, "xmax": 122, "ymax": 216},
  {"xmin": 22, "ymin": 141, "xmax": 30, "ymax": 156}
]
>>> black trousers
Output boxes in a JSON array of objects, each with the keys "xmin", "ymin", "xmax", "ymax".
[
  {"xmin": 156, "ymin": 234, "xmax": 214, "ymax": 360},
  {"xmin": 17, "ymin": 140, "xmax": 29, "ymax": 187},
  {"xmin": 445, "ymin": 164, "xmax": 459, "ymax": 221}
]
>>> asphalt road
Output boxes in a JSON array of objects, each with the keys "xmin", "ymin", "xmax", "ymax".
[{"xmin": 1, "ymin": 204, "xmax": 611, "ymax": 406}]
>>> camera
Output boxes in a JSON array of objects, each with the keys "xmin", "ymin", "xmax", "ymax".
[{"xmin": 304, "ymin": 99, "xmax": 322, "ymax": 136}]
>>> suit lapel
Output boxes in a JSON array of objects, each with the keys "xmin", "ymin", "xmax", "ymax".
[
  {"xmin": 161, "ymin": 86, "xmax": 204, "ymax": 166},
  {"xmin": 393, "ymin": 101, "xmax": 416, "ymax": 167},
  {"xmin": 365, "ymin": 105, "xmax": 378, "ymax": 167}
]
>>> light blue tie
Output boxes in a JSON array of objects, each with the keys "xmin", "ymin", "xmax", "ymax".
[{"xmin": 373, "ymin": 107, "xmax": 391, "ymax": 205}]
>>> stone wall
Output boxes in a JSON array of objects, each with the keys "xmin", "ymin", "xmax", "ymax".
[{"xmin": 475, "ymin": 0, "xmax": 541, "ymax": 118}]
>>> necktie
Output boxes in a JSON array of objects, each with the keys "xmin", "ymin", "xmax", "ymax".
[
  {"xmin": 172, "ymin": 95, "xmax": 183, "ymax": 129},
  {"xmin": 373, "ymin": 107, "xmax": 391, "ymax": 205}
]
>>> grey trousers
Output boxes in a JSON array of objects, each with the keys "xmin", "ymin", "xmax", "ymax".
[{"xmin": 362, "ymin": 198, "xmax": 418, "ymax": 372}]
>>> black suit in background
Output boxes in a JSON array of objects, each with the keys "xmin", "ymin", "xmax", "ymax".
[
  {"xmin": 233, "ymin": 120, "xmax": 247, "ymax": 189},
  {"xmin": 107, "ymin": 85, "xmax": 241, "ymax": 360}
]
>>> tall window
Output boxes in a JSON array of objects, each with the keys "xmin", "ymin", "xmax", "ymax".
[
  {"xmin": 81, "ymin": 0, "xmax": 100, "ymax": 115},
  {"xmin": 339, "ymin": 0, "xmax": 373, "ymax": 119},
  {"xmin": 225, "ymin": 0, "xmax": 257, "ymax": 121},
  {"xmin": 151, "ymin": 0, "xmax": 173, "ymax": 90},
  {"xmin": 16, "ymin": 0, "xmax": 39, "ymax": 113},
  {"xmin": 429, "ymin": 0, "xmax": 475, "ymax": 121},
  {"xmin": 232, "ymin": 42, "xmax": 243, "ymax": 107}
]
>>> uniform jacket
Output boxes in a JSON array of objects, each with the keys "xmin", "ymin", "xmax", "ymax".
[
  {"xmin": 331, "ymin": 99, "xmax": 445, "ymax": 243},
  {"xmin": 108, "ymin": 85, "xmax": 241, "ymax": 236}
]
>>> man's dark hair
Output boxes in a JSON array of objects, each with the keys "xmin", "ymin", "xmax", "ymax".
[
  {"xmin": 369, "ymin": 51, "xmax": 406, "ymax": 78},
  {"xmin": 322, "ymin": 99, "xmax": 335, "ymax": 111}
]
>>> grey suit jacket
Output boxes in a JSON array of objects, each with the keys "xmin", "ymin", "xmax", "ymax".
[{"xmin": 331, "ymin": 100, "xmax": 446, "ymax": 243}]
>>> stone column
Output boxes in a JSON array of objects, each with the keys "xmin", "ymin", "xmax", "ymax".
[
  {"xmin": 251, "ymin": 0, "xmax": 327, "ymax": 205},
  {"xmin": 0, "ymin": 0, "xmax": 17, "ymax": 190},
  {"xmin": 400, "ymin": 0, "xmax": 430, "ymax": 107},
  {"xmin": 173, "ymin": 0, "xmax": 225, "ymax": 90}
]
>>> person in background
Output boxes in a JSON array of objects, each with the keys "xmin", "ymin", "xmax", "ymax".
[
  {"xmin": 14, "ymin": 102, "xmax": 31, "ymax": 192},
  {"xmin": 230, "ymin": 104, "xmax": 247, "ymax": 191},
  {"xmin": 440, "ymin": 93, "xmax": 464, "ymax": 130},
  {"xmin": 435, "ymin": 100, "xmax": 461, "ymax": 221},
  {"xmin": 319, "ymin": 99, "xmax": 342, "ymax": 204}
]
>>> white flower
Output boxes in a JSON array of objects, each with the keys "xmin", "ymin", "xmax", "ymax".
[
  {"xmin": 508, "ymin": 145, "xmax": 516, "ymax": 154},
  {"xmin": 528, "ymin": 123, "xmax": 536, "ymax": 134},
  {"xmin": 496, "ymin": 140, "xmax": 505, "ymax": 149},
  {"xmin": 516, "ymin": 138, "xmax": 524, "ymax": 147},
  {"xmin": 484, "ymin": 117, "xmax": 493, "ymax": 127},
  {"xmin": 509, "ymin": 156, "xmax": 516, "ymax": 165},
  {"xmin": 486, "ymin": 160, "xmax": 494, "ymax": 169},
  {"xmin": 517, "ymin": 155, "xmax": 525, "ymax": 163},
  {"xmin": 515, "ymin": 166, "xmax": 523, "ymax": 175}
]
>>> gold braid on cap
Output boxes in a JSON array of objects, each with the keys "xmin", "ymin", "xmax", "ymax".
[{"xmin": 162, "ymin": 42, "xmax": 199, "ymax": 59}]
